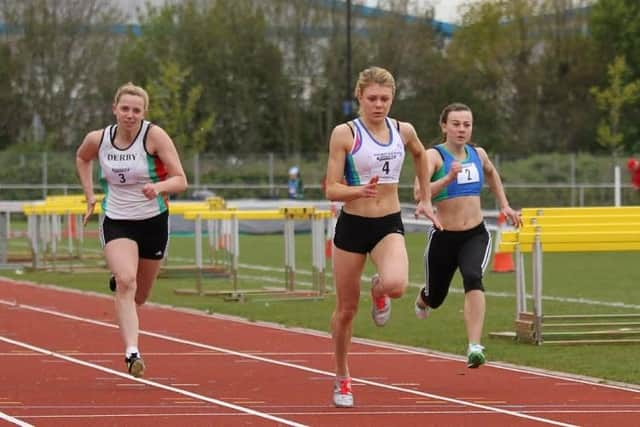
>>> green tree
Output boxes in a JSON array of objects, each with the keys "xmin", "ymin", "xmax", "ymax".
[
  {"xmin": 590, "ymin": 0, "xmax": 640, "ymax": 149},
  {"xmin": 1, "ymin": 0, "xmax": 124, "ymax": 149},
  {"xmin": 358, "ymin": 0, "xmax": 448, "ymax": 143},
  {"xmin": 530, "ymin": 0, "xmax": 601, "ymax": 153},
  {"xmin": 306, "ymin": 0, "xmax": 448, "ymax": 147},
  {"xmin": 261, "ymin": 0, "xmax": 338, "ymax": 154},
  {"xmin": 117, "ymin": 0, "xmax": 291, "ymax": 156},
  {"xmin": 146, "ymin": 61, "xmax": 214, "ymax": 157},
  {"xmin": 444, "ymin": 0, "xmax": 600, "ymax": 154},
  {"xmin": 590, "ymin": 0, "xmax": 640, "ymax": 75},
  {"xmin": 0, "ymin": 44, "xmax": 23, "ymax": 149},
  {"xmin": 447, "ymin": 0, "xmax": 539, "ymax": 153},
  {"xmin": 590, "ymin": 56, "xmax": 640, "ymax": 154}
]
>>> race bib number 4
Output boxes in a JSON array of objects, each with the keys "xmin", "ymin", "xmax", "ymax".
[{"xmin": 457, "ymin": 163, "xmax": 480, "ymax": 184}]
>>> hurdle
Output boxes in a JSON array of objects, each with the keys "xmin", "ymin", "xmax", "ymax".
[
  {"xmin": 157, "ymin": 197, "xmax": 232, "ymax": 278},
  {"xmin": 22, "ymin": 195, "xmax": 229, "ymax": 273},
  {"xmin": 176, "ymin": 206, "xmax": 332, "ymax": 301},
  {"xmin": 22, "ymin": 195, "xmax": 102, "ymax": 271},
  {"xmin": 0, "ymin": 201, "xmax": 28, "ymax": 269},
  {"xmin": 491, "ymin": 206, "xmax": 640, "ymax": 345},
  {"xmin": 19, "ymin": 196, "xmax": 334, "ymax": 300},
  {"xmin": 0, "ymin": 209, "xmax": 8, "ymax": 267}
]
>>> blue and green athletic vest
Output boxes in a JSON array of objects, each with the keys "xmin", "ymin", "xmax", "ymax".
[{"xmin": 432, "ymin": 144, "xmax": 483, "ymax": 202}]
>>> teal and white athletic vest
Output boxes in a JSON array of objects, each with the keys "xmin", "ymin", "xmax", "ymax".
[
  {"xmin": 343, "ymin": 117, "xmax": 405, "ymax": 186},
  {"xmin": 98, "ymin": 120, "xmax": 168, "ymax": 220}
]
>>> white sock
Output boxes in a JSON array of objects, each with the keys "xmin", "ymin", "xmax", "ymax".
[
  {"xmin": 125, "ymin": 346, "xmax": 140, "ymax": 358},
  {"xmin": 468, "ymin": 343, "xmax": 484, "ymax": 353}
]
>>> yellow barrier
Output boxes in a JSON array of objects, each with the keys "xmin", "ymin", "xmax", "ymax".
[
  {"xmin": 520, "ymin": 206, "xmax": 640, "ymax": 216},
  {"xmin": 21, "ymin": 195, "xmax": 215, "ymax": 270},
  {"xmin": 22, "ymin": 196, "xmax": 103, "ymax": 270},
  {"xmin": 178, "ymin": 206, "xmax": 333, "ymax": 300},
  {"xmin": 20, "ymin": 195, "xmax": 334, "ymax": 302},
  {"xmin": 490, "ymin": 206, "xmax": 640, "ymax": 345}
]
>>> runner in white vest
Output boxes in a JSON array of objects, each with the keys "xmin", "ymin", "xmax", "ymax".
[
  {"xmin": 325, "ymin": 66, "xmax": 441, "ymax": 408},
  {"xmin": 76, "ymin": 82, "xmax": 187, "ymax": 378}
]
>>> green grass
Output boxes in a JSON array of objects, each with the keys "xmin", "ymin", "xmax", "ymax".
[{"xmin": 3, "ymin": 227, "xmax": 640, "ymax": 386}]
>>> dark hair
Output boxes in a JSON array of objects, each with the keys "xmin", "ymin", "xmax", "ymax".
[{"xmin": 439, "ymin": 102, "xmax": 472, "ymax": 143}]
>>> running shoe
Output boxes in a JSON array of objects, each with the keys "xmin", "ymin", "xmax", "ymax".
[
  {"xmin": 126, "ymin": 353, "xmax": 145, "ymax": 378},
  {"xmin": 467, "ymin": 344, "xmax": 486, "ymax": 368},
  {"xmin": 109, "ymin": 275, "xmax": 116, "ymax": 292},
  {"xmin": 414, "ymin": 288, "xmax": 431, "ymax": 320},
  {"xmin": 333, "ymin": 377, "xmax": 354, "ymax": 408},
  {"xmin": 370, "ymin": 274, "xmax": 390, "ymax": 326}
]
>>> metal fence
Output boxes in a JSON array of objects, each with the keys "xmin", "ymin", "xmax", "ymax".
[{"xmin": 0, "ymin": 150, "xmax": 638, "ymax": 207}]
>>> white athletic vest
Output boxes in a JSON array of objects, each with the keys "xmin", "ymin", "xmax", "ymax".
[
  {"xmin": 344, "ymin": 117, "xmax": 405, "ymax": 185},
  {"xmin": 98, "ymin": 120, "xmax": 168, "ymax": 220}
]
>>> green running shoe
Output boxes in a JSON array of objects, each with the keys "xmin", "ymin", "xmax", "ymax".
[{"xmin": 467, "ymin": 344, "xmax": 486, "ymax": 368}]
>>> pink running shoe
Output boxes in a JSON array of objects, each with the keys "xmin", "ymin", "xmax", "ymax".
[
  {"xmin": 333, "ymin": 377, "xmax": 354, "ymax": 408},
  {"xmin": 370, "ymin": 274, "xmax": 391, "ymax": 326}
]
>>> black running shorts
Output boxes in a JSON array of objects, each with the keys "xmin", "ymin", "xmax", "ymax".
[
  {"xmin": 100, "ymin": 210, "xmax": 169, "ymax": 260},
  {"xmin": 333, "ymin": 210, "xmax": 404, "ymax": 254}
]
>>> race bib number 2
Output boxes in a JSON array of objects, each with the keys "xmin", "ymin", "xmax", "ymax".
[{"xmin": 457, "ymin": 163, "xmax": 480, "ymax": 184}]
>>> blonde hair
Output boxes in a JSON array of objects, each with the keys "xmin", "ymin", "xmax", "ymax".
[
  {"xmin": 353, "ymin": 66, "xmax": 396, "ymax": 99},
  {"xmin": 113, "ymin": 82, "xmax": 149, "ymax": 111}
]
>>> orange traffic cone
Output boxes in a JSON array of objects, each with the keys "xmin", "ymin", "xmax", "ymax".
[
  {"xmin": 70, "ymin": 214, "xmax": 77, "ymax": 239},
  {"xmin": 217, "ymin": 233, "xmax": 230, "ymax": 250},
  {"xmin": 63, "ymin": 214, "xmax": 77, "ymax": 239},
  {"xmin": 492, "ymin": 212, "xmax": 514, "ymax": 273}
]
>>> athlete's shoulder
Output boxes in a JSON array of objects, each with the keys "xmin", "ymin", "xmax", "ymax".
[
  {"xmin": 147, "ymin": 122, "xmax": 173, "ymax": 142},
  {"xmin": 468, "ymin": 143, "xmax": 487, "ymax": 156},
  {"xmin": 331, "ymin": 122, "xmax": 355, "ymax": 139},
  {"xmin": 83, "ymin": 128, "xmax": 107, "ymax": 145},
  {"xmin": 393, "ymin": 118, "xmax": 415, "ymax": 132},
  {"xmin": 394, "ymin": 119, "xmax": 419, "ymax": 144}
]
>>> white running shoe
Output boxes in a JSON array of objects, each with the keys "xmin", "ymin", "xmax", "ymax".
[
  {"xmin": 414, "ymin": 289, "xmax": 431, "ymax": 320},
  {"xmin": 370, "ymin": 274, "xmax": 391, "ymax": 326},
  {"xmin": 333, "ymin": 377, "xmax": 354, "ymax": 408}
]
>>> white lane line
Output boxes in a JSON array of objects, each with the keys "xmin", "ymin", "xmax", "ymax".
[
  {"xmin": 3, "ymin": 283, "xmax": 639, "ymax": 394},
  {"xmin": 19, "ymin": 413, "xmax": 285, "ymax": 421},
  {"xmin": 350, "ymin": 336, "xmax": 640, "ymax": 394},
  {"xmin": 0, "ymin": 335, "xmax": 306, "ymax": 427},
  {"xmin": 0, "ymin": 351, "xmax": 406, "ymax": 356},
  {"xmin": 0, "ymin": 411, "xmax": 34, "ymax": 427},
  {"xmin": 19, "ymin": 408, "xmax": 640, "ymax": 421},
  {"xmin": 0, "ymin": 300, "xmax": 576, "ymax": 426}
]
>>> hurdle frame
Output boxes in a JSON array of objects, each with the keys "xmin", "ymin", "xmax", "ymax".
[
  {"xmin": 491, "ymin": 206, "xmax": 640, "ymax": 345},
  {"xmin": 175, "ymin": 206, "xmax": 332, "ymax": 301}
]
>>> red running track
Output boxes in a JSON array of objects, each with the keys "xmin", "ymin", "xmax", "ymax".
[{"xmin": 0, "ymin": 278, "xmax": 639, "ymax": 426}]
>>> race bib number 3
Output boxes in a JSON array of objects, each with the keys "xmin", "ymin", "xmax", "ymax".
[{"xmin": 457, "ymin": 163, "xmax": 480, "ymax": 184}]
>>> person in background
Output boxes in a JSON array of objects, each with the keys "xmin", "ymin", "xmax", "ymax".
[
  {"xmin": 627, "ymin": 157, "xmax": 640, "ymax": 190},
  {"xmin": 76, "ymin": 82, "xmax": 188, "ymax": 377},
  {"xmin": 324, "ymin": 66, "xmax": 441, "ymax": 408},
  {"xmin": 287, "ymin": 166, "xmax": 304, "ymax": 199},
  {"xmin": 413, "ymin": 102, "xmax": 521, "ymax": 369}
]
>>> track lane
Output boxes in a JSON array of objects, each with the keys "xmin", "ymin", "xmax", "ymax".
[
  {"xmin": 1, "ymin": 304, "xmax": 542, "ymax": 426},
  {"xmin": 1, "ymin": 278, "xmax": 639, "ymax": 426}
]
